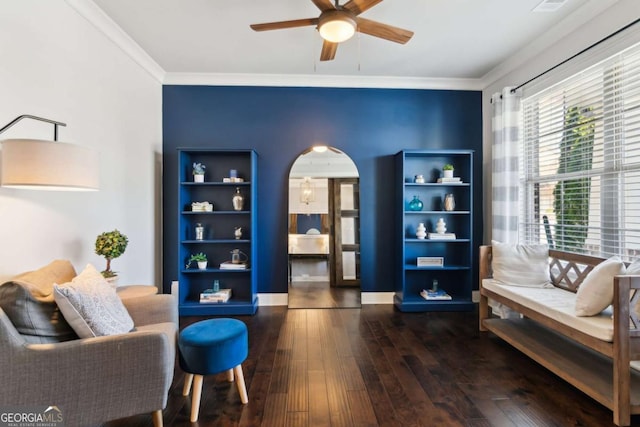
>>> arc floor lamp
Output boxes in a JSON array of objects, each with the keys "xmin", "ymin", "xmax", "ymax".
[{"xmin": 0, "ymin": 114, "xmax": 99, "ymax": 191}]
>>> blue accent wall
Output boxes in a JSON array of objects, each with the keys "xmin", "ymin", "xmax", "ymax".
[{"xmin": 163, "ymin": 85, "xmax": 483, "ymax": 295}]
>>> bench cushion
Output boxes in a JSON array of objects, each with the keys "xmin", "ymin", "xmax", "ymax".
[{"xmin": 483, "ymin": 279, "xmax": 614, "ymax": 342}]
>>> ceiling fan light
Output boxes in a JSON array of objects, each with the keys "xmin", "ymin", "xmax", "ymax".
[{"xmin": 318, "ymin": 11, "xmax": 356, "ymax": 43}]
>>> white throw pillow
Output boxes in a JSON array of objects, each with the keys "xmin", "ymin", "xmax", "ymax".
[
  {"xmin": 491, "ymin": 240, "xmax": 552, "ymax": 287},
  {"xmin": 53, "ymin": 264, "xmax": 134, "ymax": 338},
  {"xmin": 575, "ymin": 256, "xmax": 626, "ymax": 316}
]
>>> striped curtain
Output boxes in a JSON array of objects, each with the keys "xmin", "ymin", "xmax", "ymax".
[{"xmin": 491, "ymin": 87, "xmax": 521, "ymax": 243}]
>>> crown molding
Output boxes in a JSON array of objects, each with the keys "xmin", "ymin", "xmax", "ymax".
[
  {"xmin": 479, "ymin": 0, "xmax": 619, "ymax": 90},
  {"xmin": 65, "ymin": 0, "xmax": 165, "ymax": 83},
  {"xmin": 163, "ymin": 72, "xmax": 483, "ymax": 91}
]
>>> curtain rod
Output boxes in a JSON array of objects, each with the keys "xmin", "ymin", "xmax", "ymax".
[{"xmin": 511, "ymin": 17, "xmax": 640, "ymax": 93}]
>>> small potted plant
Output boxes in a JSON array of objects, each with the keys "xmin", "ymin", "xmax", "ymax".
[
  {"xmin": 187, "ymin": 252, "xmax": 208, "ymax": 270},
  {"xmin": 193, "ymin": 162, "xmax": 206, "ymax": 183},
  {"xmin": 95, "ymin": 229, "xmax": 129, "ymax": 282},
  {"xmin": 443, "ymin": 163, "xmax": 454, "ymax": 179}
]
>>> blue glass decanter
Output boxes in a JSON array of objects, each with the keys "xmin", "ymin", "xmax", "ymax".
[{"xmin": 408, "ymin": 195, "xmax": 423, "ymax": 211}]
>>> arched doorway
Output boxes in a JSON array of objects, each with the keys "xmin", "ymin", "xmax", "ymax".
[{"xmin": 287, "ymin": 146, "xmax": 360, "ymax": 308}]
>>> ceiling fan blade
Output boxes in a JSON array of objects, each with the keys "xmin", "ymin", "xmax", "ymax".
[
  {"xmin": 356, "ymin": 17, "xmax": 413, "ymax": 44},
  {"xmin": 250, "ymin": 18, "xmax": 318, "ymax": 32},
  {"xmin": 311, "ymin": 0, "xmax": 335, "ymax": 12},
  {"xmin": 320, "ymin": 40, "xmax": 338, "ymax": 61},
  {"xmin": 343, "ymin": 0, "xmax": 383, "ymax": 15}
]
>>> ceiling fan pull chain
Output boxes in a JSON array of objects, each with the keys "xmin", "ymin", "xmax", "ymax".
[
  {"xmin": 313, "ymin": 30, "xmax": 318, "ymax": 72},
  {"xmin": 357, "ymin": 30, "xmax": 361, "ymax": 72}
]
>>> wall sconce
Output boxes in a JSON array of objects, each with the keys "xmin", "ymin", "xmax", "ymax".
[
  {"xmin": 0, "ymin": 114, "xmax": 99, "ymax": 191},
  {"xmin": 300, "ymin": 177, "xmax": 315, "ymax": 205}
]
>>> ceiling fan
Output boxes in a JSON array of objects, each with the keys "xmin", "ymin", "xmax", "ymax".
[{"xmin": 250, "ymin": 0, "xmax": 414, "ymax": 61}]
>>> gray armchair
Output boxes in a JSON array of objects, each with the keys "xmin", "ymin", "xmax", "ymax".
[{"xmin": 0, "ymin": 261, "xmax": 177, "ymax": 427}]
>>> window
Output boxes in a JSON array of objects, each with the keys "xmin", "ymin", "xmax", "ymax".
[{"xmin": 520, "ymin": 41, "xmax": 640, "ymax": 261}]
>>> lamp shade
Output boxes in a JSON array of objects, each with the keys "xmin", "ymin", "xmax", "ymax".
[{"xmin": 1, "ymin": 139, "xmax": 99, "ymax": 191}]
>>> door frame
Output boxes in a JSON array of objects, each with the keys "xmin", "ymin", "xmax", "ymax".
[{"xmin": 329, "ymin": 178, "xmax": 361, "ymax": 288}]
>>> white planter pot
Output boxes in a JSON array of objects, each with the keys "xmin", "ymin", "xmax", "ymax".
[
  {"xmin": 105, "ymin": 275, "xmax": 119, "ymax": 288},
  {"xmin": 197, "ymin": 261, "xmax": 207, "ymax": 270},
  {"xmin": 194, "ymin": 174, "xmax": 204, "ymax": 183},
  {"xmin": 443, "ymin": 170, "xmax": 454, "ymax": 179}
]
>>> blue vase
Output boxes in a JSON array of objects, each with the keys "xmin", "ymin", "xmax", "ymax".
[{"xmin": 408, "ymin": 195, "xmax": 423, "ymax": 211}]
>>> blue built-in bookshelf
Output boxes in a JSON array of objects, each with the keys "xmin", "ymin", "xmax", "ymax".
[
  {"xmin": 177, "ymin": 149, "xmax": 258, "ymax": 315},
  {"xmin": 395, "ymin": 150, "xmax": 475, "ymax": 312}
]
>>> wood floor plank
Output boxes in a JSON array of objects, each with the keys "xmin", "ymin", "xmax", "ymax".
[
  {"xmin": 346, "ymin": 389, "xmax": 378, "ymax": 426},
  {"xmin": 308, "ymin": 369, "xmax": 331, "ymax": 427},
  {"xmin": 262, "ymin": 392, "xmax": 288, "ymax": 426},
  {"xmin": 286, "ymin": 359, "xmax": 308, "ymax": 412},
  {"xmin": 286, "ymin": 411, "xmax": 308, "ymax": 427},
  {"xmin": 350, "ymin": 335, "xmax": 407, "ymax": 427},
  {"xmin": 238, "ymin": 371, "xmax": 271, "ymax": 427},
  {"xmin": 358, "ymin": 324, "xmax": 425, "ymax": 426},
  {"xmin": 340, "ymin": 356, "xmax": 366, "ymax": 391}
]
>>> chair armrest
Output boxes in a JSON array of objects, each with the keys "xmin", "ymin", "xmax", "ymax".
[
  {"xmin": 1, "ymin": 328, "xmax": 175, "ymax": 425},
  {"xmin": 122, "ymin": 293, "xmax": 178, "ymax": 327}
]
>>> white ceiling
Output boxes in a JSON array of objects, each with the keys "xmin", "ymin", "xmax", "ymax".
[{"xmin": 86, "ymin": 0, "xmax": 616, "ymax": 86}]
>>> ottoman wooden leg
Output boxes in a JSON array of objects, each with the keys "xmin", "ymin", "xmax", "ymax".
[
  {"xmin": 227, "ymin": 368, "xmax": 234, "ymax": 382},
  {"xmin": 183, "ymin": 373, "xmax": 194, "ymax": 396},
  {"xmin": 234, "ymin": 364, "xmax": 248, "ymax": 404},
  {"xmin": 190, "ymin": 374, "xmax": 204, "ymax": 422}
]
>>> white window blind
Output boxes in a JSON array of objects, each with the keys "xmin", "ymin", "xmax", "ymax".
[{"xmin": 520, "ymin": 41, "xmax": 640, "ymax": 261}]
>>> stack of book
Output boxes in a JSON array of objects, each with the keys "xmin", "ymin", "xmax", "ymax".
[
  {"xmin": 437, "ymin": 177, "xmax": 462, "ymax": 183},
  {"xmin": 420, "ymin": 289, "xmax": 452, "ymax": 300},
  {"xmin": 220, "ymin": 261, "xmax": 248, "ymax": 270},
  {"xmin": 200, "ymin": 288, "xmax": 232, "ymax": 303},
  {"xmin": 428, "ymin": 232, "xmax": 456, "ymax": 240}
]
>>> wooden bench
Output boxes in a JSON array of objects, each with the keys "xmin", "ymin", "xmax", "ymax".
[{"xmin": 478, "ymin": 245, "xmax": 640, "ymax": 426}]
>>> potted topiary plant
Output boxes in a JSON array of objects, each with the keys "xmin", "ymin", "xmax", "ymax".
[
  {"xmin": 443, "ymin": 163, "xmax": 454, "ymax": 179},
  {"xmin": 95, "ymin": 229, "xmax": 129, "ymax": 281},
  {"xmin": 187, "ymin": 252, "xmax": 208, "ymax": 270},
  {"xmin": 193, "ymin": 162, "xmax": 206, "ymax": 183}
]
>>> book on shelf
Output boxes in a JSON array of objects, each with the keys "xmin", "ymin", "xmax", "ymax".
[
  {"xmin": 200, "ymin": 288, "xmax": 232, "ymax": 303},
  {"xmin": 428, "ymin": 232, "xmax": 456, "ymax": 240},
  {"xmin": 437, "ymin": 177, "xmax": 462, "ymax": 183},
  {"xmin": 420, "ymin": 289, "xmax": 452, "ymax": 300},
  {"xmin": 219, "ymin": 261, "xmax": 248, "ymax": 270}
]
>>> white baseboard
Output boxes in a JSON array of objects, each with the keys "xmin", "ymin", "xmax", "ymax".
[
  {"xmin": 290, "ymin": 275, "xmax": 329, "ymax": 282},
  {"xmin": 361, "ymin": 292, "xmax": 394, "ymax": 304},
  {"xmin": 472, "ymin": 290, "xmax": 480, "ymax": 303},
  {"xmin": 257, "ymin": 293, "xmax": 288, "ymax": 306}
]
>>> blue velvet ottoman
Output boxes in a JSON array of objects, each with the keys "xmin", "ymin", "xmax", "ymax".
[{"xmin": 178, "ymin": 318, "xmax": 249, "ymax": 422}]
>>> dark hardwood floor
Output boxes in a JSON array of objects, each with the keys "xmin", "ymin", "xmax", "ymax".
[
  {"xmin": 104, "ymin": 306, "xmax": 638, "ymax": 426},
  {"xmin": 288, "ymin": 281, "xmax": 361, "ymax": 308}
]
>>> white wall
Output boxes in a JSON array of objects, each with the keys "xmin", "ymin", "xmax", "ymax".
[
  {"xmin": 0, "ymin": 1, "xmax": 162, "ymax": 284},
  {"xmin": 481, "ymin": 0, "xmax": 639, "ymax": 244}
]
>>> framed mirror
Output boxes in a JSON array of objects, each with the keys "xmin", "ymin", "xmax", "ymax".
[{"xmin": 287, "ymin": 146, "xmax": 360, "ymax": 308}]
